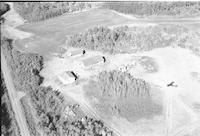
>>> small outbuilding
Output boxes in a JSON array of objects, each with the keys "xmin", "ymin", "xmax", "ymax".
[
  {"xmin": 82, "ymin": 55, "xmax": 106, "ymax": 68},
  {"xmin": 58, "ymin": 71, "xmax": 78, "ymax": 85},
  {"xmin": 67, "ymin": 49, "xmax": 86, "ymax": 57}
]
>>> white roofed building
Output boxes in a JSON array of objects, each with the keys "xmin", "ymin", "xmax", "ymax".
[
  {"xmin": 58, "ymin": 71, "xmax": 77, "ymax": 85},
  {"xmin": 66, "ymin": 49, "xmax": 86, "ymax": 57},
  {"xmin": 81, "ymin": 55, "xmax": 106, "ymax": 68}
]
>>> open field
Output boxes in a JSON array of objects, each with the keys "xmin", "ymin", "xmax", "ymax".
[{"xmin": 15, "ymin": 8, "xmax": 132, "ymax": 55}]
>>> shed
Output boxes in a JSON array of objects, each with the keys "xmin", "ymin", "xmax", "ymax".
[
  {"xmin": 67, "ymin": 49, "xmax": 85, "ymax": 57},
  {"xmin": 58, "ymin": 71, "xmax": 77, "ymax": 85},
  {"xmin": 82, "ymin": 55, "xmax": 106, "ymax": 67}
]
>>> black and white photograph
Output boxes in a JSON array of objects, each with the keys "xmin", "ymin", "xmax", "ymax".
[{"xmin": 1, "ymin": 1, "xmax": 200, "ymax": 136}]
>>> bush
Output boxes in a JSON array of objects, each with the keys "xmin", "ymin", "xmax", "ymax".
[
  {"xmin": 13, "ymin": 2, "xmax": 92, "ymax": 22},
  {"xmin": 102, "ymin": 1, "xmax": 200, "ymax": 17}
]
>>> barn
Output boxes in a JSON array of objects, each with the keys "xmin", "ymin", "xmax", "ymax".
[
  {"xmin": 67, "ymin": 49, "xmax": 86, "ymax": 57},
  {"xmin": 58, "ymin": 71, "xmax": 77, "ymax": 85},
  {"xmin": 82, "ymin": 55, "xmax": 106, "ymax": 68}
]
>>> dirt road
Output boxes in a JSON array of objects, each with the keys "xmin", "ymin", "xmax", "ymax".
[{"xmin": 1, "ymin": 53, "xmax": 30, "ymax": 136}]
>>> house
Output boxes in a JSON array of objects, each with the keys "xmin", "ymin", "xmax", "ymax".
[
  {"xmin": 58, "ymin": 71, "xmax": 77, "ymax": 85},
  {"xmin": 82, "ymin": 55, "xmax": 106, "ymax": 68},
  {"xmin": 67, "ymin": 49, "xmax": 86, "ymax": 57}
]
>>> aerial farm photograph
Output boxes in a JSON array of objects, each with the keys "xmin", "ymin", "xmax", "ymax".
[{"xmin": 1, "ymin": 1, "xmax": 200, "ymax": 136}]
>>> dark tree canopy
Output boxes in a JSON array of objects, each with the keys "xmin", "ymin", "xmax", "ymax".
[
  {"xmin": 13, "ymin": 2, "xmax": 92, "ymax": 22},
  {"xmin": 102, "ymin": 2, "xmax": 200, "ymax": 17}
]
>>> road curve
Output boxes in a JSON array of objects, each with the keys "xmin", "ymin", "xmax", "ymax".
[{"xmin": 1, "ymin": 53, "xmax": 30, "ymax": 136}]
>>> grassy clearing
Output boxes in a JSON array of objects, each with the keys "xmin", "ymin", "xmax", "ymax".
[
  {"xmin": 16, "ymin": 8, "xmax": 130, "ymax": 55},
  {"xmin": 138, "ymin": 56, "xmax": 159, "ymax": 73}
]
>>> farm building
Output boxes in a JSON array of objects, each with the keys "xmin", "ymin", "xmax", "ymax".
[
  {"xmin": 66, "ymin": 49, "xmax": 86, "ymax": 57},
  {"xmin": 82, "ymin": 55, "xmax": 106, "ymax": 68},
  {"xmin": 58, "ymin": 71, "xmax": 78, "ymax": 85}
]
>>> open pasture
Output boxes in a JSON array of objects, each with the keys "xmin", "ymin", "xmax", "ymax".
[{"xmin": 16, "ymin": 9, "xmax": 132, "ymax": 55}]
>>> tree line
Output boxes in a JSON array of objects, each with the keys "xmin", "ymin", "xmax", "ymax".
[
  {"xmin": 0, "ymin": 2, "xmax": 10, "ymax": 16},
  {"xmin": 102, "ymin": 1, "xmax": 200, "ymax": 17},
  {"xmin": 66, "ymin": 25, "xmax": 188, "ymax": 53},
  {"xmin": 84, "ymin": 70, "xmax": 162, "ymax": 122},
  {"xmin": 13, "ymin": 2, "xmax": 92, "ymax": 22},
  {"xmin": 1, "ymin": 37, "xmax": 114, "ymax": 136},
  {"xmin": 98, "ymin": 70, "xmax": 150, "ymax": 98},
  {"xmin": 67, "ymin": 26, "xmax": 129, "ymax": 53},
  {"xmin": 0, "ymin": 2, "xmax": 10, "ymax": 24}
]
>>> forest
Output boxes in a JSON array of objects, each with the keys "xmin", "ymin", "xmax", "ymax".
[
  {"xmin": 66, "ymin": 25, "xmax": 190, "ymax": 54},
  {"xmin": 84, "ymin": 70, "xmax": 162, "ymax": 122},
  {"xmin": 1, "ymin": 37, "xmax": 113, "ymax": 136},
  {"xmin": 102, "ymin": 1, "xmax": 200, "ymax": 17},
  {"xmin": 98, "ymin": 70, "xmax": 150, "ymax": 98},
  {"xmin": 0, "ymin": 2, "xmax": 10, "ymax": 23},
  {"xmin": 13, "ymin": 2, "xmax": 93, "ymax": 22},
  {"xmin": 0, "ymin": 2, "xmax": 10, "ymax": 16}
]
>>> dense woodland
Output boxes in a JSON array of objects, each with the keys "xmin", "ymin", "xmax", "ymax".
[
  {"xmin": 67, "ymin": 25, "xmax": 190, "ymax": 53},
  {"xmin": 102, "ymin": 1, "xmax": 200, "ymax": 17},
  {"xmin": 1, "ymin": 37, "xmax": 113, "ymax": 136},
  {"xmin": 84, "ymin": 70, "xmax": 162, "ymax": 122},
  {"xmin": 13, "ymin": 2, "xmax": 93, "ymax": 22},
  {"xmin": 0, "ymin": 2, "xmax": 10, "ymax": 16},
  {"xmin": 98, "ymin": 70, "xmax": 150, "ymax": 98}
]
